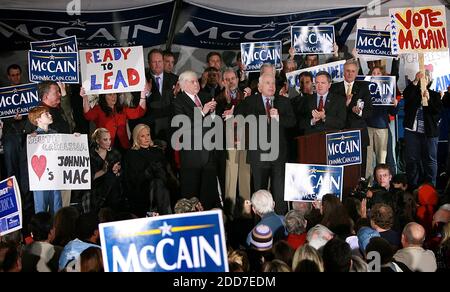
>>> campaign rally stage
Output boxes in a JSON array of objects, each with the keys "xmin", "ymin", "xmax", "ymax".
[
  {"xmin": 0, "ymin": 177, "xmax": 22, "ymax": 237},
  {"xmin": 99, "ymin": 210, "xmax": 228, "ymax": 272},
  {"xmin": 284, "ymin": 163, "xmax": 343, "ymax": 202}
]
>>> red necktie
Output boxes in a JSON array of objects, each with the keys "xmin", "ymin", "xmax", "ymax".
[
  {"xmin": 265, "ymin": 97, "xmax": 271, "ymax": 119},
  {"xmin": 194, "ymin": 95, "xmax": 203, "ymax": 108},
  {"xmin": 318, "ymin": 96, "xmax": 324, "ymax": 111}
]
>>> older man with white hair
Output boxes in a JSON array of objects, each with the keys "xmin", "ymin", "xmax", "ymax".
[
  {"xmin": 172, "ymin": 70, "xmax": 220, "ymax": 210},
  {"xmin": 246, "ymin": 190, "xmax": 287, "ymax": 246}
]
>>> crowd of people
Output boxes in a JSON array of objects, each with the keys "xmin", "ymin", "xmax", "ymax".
[{"xmin": 0, "ymin": 46, "xmax": 450, "ymax": 272}]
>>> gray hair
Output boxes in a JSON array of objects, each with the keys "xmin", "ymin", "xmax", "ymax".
[
  {"xmin": 258, "ymin": 72, "xmax": 275, "ymax": 85},
  {"xmin": 285, "ymin": 210, "xmax": 307, "ymax": 235},
  {"xmin": 251, "ymin": 190, "xmax": 275, "ymax": 215},
  {"xmin": 222, "ymin": 67, "xmax": 237, "ymax": 80},
  {"xmin": 307, "ymin": 224, "xmax": 334, "ymax": 250},
  {"xmin": 178, "ymin": 70, "xmax": 198, "ymax": 91},
  {"xmin": 344, "ymin": 58, "xmax": 359, "ymax": 70},
  {"xmin": 259, "ymin": 63, "xmax": 276, "ymax": 75}
]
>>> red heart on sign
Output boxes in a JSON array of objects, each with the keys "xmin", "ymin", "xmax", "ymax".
[{"xmin": 31, "ymin": 155, "xmax": 46, "ymax": 180}]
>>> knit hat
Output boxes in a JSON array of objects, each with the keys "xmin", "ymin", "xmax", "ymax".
[
  {"xmin": 174, "ymin": 197, "xmax": 200, "ymax": 214},
  {"xmin": 357, "ymin": 227, "xmax": 380, "ymax": 253},
  {"xmin": 250, "ymin": 224, "xmax": 273, "ymax": 251}
]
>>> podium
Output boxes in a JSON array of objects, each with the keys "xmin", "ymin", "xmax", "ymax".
[{"xmin": 296, "ymin": 130, "xmax": 361, "ymax": 200}]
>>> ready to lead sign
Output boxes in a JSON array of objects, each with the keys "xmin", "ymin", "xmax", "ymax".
[
  {"xmin": 326, "ymin": 130, "xmax": 362, "ymax": 166},
  {"xmin": 99, "ymin": 210, "xmax": 228, "ymax": 272}
]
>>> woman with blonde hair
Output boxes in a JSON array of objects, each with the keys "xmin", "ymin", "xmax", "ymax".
[
  {"xmin": 123, "ymin": 124, "xmax": 173, "ymax": 217},
  {"xmin": 88, "ymin": 128, "xmax": 123, "ymax": 213},
  {"xmin": 292, "ymin": 244, "xmax": 324, "ymax": 272}
]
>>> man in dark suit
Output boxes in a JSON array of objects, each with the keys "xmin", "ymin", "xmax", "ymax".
[
  {"xmin": 300, "ymin": 71, "xmax": 346, "ymax": 134},
  {"xmin": 142, "ymin": 49, "xmax": 178, "ymax": 142},
  {"xmin": 331, "ymin": 59, "xmax": 373, "ymax": 177},
  {"xmin": 172, "ymin": 70, "xmax": 221, "ymax": 210},
  {"xmin": 403, "ymin": 71, "xmax": 443, "ymax": 188},
  {"xmin": 235, "ymin": 73, "xmax": 296, "ymax": 215}
]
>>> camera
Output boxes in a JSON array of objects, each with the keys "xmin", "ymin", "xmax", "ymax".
[{"xmin": 350, "ymin": 177, "xmax": 370, "ymax": 200}]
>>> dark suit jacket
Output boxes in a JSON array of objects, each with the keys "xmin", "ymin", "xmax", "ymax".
[
  {"xmin": 235, "ymin": 93, "xmax": 296, "ymax": 166},
  {"xmin": 331, "ymin": 81, "xmax": 373, "ymax": 146},
  {"xmin": 403, "ymin": 82, "xmax": 443, "ymax": 138},
  {"xmin": 172, "ymin": 91, "xmax": 215, "ymax": 169},
  {"xmin": 143, "ymin": 72, "xmax": 178, "ymax": 137},
  {"xmin": 300, "ymin": 92, "xmax": 347, "ymax": 134}
]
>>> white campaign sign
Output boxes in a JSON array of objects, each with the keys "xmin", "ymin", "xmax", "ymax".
[
  {"xmin": 27, "ymin": 134, "xmax": 91, "ymax": 191},
  {"xmin": 79, "ymin": 46, "xmax": 146, "ymax": 95}
]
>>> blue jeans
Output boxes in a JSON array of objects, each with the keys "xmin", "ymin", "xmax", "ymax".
[
  {"xmin": 404, "ymin": 130, "xmax": 438, "ymax": 187},
  {"xmin": 33, "ymin": 190, "xmax": 62, "ymax": 215}
]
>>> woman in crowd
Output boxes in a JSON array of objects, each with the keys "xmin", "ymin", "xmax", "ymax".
[
  {"xmin": 88, "ymin": 128, "xmax": 123, "ymax": 213},
  {"xmin": 123, "ymin": 124, "xmax": 174, "ymax": 217},
  {"xmin": 80, "ymin": 85, "xmax": 148, "ymax": 152}
]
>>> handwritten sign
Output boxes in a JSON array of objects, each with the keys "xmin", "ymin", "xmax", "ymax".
[
  {"xmin": 0, "ymin": 177, "xmax": 22, "ymax": 237},
  {"xmin": 284, "ymin": 163, "xmax": 343, "ymax": 202},
  {"xmin": 0, "ymin": 83, "xmax": 39, "ymax": 119},
  {"xmin": 390, "ymin": 6, "xmax": 448, "ymax": 54},
  {"xmin": 27, "ymin": 134, "xmax": 91, "ymax": 191},
  {"xmin": 240, "ymin": 41, "xmax": 282, "ymax": 72},
  {"xmin": 79, "ymin": 46, "xmax": 146, "ymax": 95}
]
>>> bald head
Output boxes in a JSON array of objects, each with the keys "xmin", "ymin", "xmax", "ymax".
[{"xmin": 402, "ymin": 222, "xmax": 425, "ymax": 246}]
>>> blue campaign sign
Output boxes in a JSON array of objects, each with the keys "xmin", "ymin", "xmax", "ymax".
[
  {"xmin": 291, "ymin": 26, "xmax": 335, "ymax": 55},
  {"xmin": 240, "ymin": 41, "xmax": 282, "ymax": 72},
  {"xmin": 30, "ymin": 36, "xmax": 78, "ymax": 53},
  {"xmin": 356, "ymin": 76, "xmax": 396, "ymax": 106},
  {"xmin": 356, "ymin": 29, "xmax": 396, "ymax": 57},
  {"xmin": 0, "ymin": 83, "xmax": 39, "ymax": 119},
  {"xmin": 0, "ymin": 177, "xmax": 22, "ymax": 237},
  {"xmin": 326, "ymin": 130, "xmax": 362, "ymax": 166},
  {"xmin": 284, "ymin": 163, "xmax": 343, "ymax": 202},
  {"xmin": 99, "ymin": 210, "xmax": 228, "ymax": 272},
  {"xmin": 0, "ymin": 2, "xmax": 173, "ymax": 50},
  {"xmin": 174, "ymin": 2, "xmax": 364, "ymax": 50},
  {"xmin": 28, "ymin": 51, "xmax": 79, "ymax": 84}
]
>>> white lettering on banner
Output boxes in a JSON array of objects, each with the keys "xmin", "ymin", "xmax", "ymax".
[
  {"xmin": 368, "ymin": 82, "xmax": 394, "ymax": 96},
  {"xmin": 31, "ymin": 59, "xmax": 77, "ymax": 73},
  {"xmin": 294, "ymin": 32, "xmax": 333, "ymax": 45},
  {"xmin": 328, "ymin": 140, "xmax": 360, "ymax": 156},
  {"xmin": 307, "ymin": 174, "xmax": 341, "ymax": 190},
  {"xmin": 0, "ymin": 91, "xmax": 39, "ymax": 108},
  {"xmin": 111, "ymin": 235, "xmax": 222, "ymax": 272},
  {"xmin": 242, "ymin": 49, "xmax": 281, "ymax": 64},
  {"xmin": 357, "ymin": 36, "xmax": 390, "ymax": 47},
  {"xmin": 0, "ymin": 22, "xmax": 163, "ymax": 41}
]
